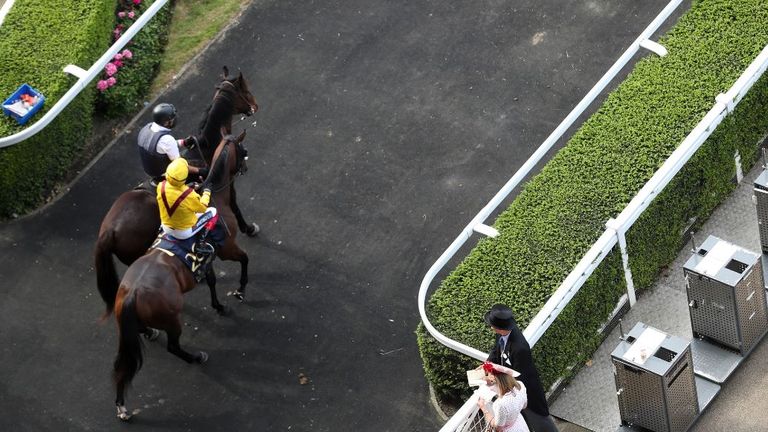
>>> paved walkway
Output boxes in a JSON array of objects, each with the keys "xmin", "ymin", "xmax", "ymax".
[
  {"xmin": 0, "ymin": 1, "xmax": 684, "ymax": 431},
  {"xmin": 551, "ymin": 158, "xmax": 768, "ymax": 431}
]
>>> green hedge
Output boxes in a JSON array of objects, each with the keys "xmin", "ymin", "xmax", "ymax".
[
  {"xmin": 418, "ymin": 0, "xmax": 768, "ymax": 403},
  {"xmin": 0, "ymin": 0, "xmax": 174, "ymax": 217},
  {"xmin": 96, "ymin": 0, "xmax": 173, "ymax": 117},
  {"xmin": 0, "ymin": 0, "xmax": 115, "ymax": 217}
]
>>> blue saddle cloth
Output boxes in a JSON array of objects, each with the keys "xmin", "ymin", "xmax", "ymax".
[{"xmin": 150, "ymin": 219, "xmax": 226, "ymax": 272}]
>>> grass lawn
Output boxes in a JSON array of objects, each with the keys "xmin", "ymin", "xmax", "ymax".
[{"xmin": 150, "ymin": 0, "xmax": 252, "ymax": 97}]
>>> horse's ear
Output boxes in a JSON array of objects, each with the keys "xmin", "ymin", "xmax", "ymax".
[{"xmin": 222, "ymin": 66, "xmax": 230, "ymax": 79}]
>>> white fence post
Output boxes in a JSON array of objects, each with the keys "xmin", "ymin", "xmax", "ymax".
[{"xmin": 606, "ymin": 218, "xmax": 637, "ymax": 306}]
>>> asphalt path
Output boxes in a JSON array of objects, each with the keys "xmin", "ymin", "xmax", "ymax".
[{"xmin": 0, "ymin": 1, "xmax": 680, "ymax": 430}]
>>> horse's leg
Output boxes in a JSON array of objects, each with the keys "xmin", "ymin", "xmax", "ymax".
[
  {"xmin": 140, "ymin": 325, "xmax": 160, "ymax": 341},
  {"xmin": 166, "ymin": 320, "xmax": 208, "ymax": 364},
  {"xmin": 116, "ymin": 381, "xmax": 130, "ymax": 421},
  {"xmin": 230, "ymin": 184, "xmax": 259, "ymax": 237},
  {"xmin": 205, "ymin": 264, "xmax": 227, "ymax": 315},
  {"xmin": 224, "ymin": 245, "xmax": 248, "ymax": 301}
]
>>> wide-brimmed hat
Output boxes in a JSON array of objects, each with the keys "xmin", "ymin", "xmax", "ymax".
[
  {"xmin": 484, "ymin": 304, "xmax": 516, "ymax": 330},
  {"xmin": 482, "ymin": 361, "xmax": 521, "ymax": 377}
]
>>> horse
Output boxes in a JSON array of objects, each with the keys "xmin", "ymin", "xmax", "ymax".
[
  {"xmin": 192, "ymin": 65, "xmax": 260, "ymax": 237},
  {"xmin": 98, "ymin": 127, "xmax": 252, "ymax": 320},
  {"xmin": 94, "ymin": 67, "xmax": 258, "ymax": 314},
  {"xmin": 111, "ymin": 131, "xmax": 250, "ymax": 420}
]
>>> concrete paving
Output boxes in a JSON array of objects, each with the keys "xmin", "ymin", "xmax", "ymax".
[
  {"xmin": 0, "ymin": 1, "xmax": 684, "ymax": 431},
  {"xmin": 551, "ymin": 160, "xmax": 768, "ymax": 431}
]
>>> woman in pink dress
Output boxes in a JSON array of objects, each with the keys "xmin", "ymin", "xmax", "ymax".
[{"xmin": 477, "ymin": 361, "xmax": 530, "ymax": 432}]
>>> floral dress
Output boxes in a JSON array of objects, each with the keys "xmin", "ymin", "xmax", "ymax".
[{"xmin": 492, "ymin": 382, "xmax": 529, "ymax": 432}]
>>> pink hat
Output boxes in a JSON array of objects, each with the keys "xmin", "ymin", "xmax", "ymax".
[{"xmin": 483, "ymin": 361, "xmax": 521, "ymax": 378}]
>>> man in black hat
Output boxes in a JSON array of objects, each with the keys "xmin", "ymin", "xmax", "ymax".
[{"xmin": 485, "ymin": 304, "xmax": 559, "ymax": 432}]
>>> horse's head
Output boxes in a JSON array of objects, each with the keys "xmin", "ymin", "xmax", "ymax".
[
  {"xmin": 207, "ymin": 129, "xmax": 248, "ymax": 191},
  {"xmin": 221, "ymin": 66, "xmax": 258, "ymax": 116}
]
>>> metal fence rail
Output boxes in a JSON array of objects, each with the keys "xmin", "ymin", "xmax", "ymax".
[
  {"xmin": 0, "ymin": 0, "xmax": 170, "ymax": 148},
  {"xmin": 419, "ymin": 0, "xmax": 685, "ymax": 367},
  {"xmin": 421, "ymin": 0, "xmax": 768, "ymax": 430}
]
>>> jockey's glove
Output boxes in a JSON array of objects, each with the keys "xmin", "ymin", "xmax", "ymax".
[
  {"xmin": 184, "ymin": 135, "xmax": 198, "ymax": 150},
  {"xmin": 201, "ymin": 189, "xmax": 212, "ymax": 206}
]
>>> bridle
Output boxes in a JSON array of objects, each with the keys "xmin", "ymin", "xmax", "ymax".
[{"xmin": 216, "ymin": 80, "xmax": 257, "ymax": 117}]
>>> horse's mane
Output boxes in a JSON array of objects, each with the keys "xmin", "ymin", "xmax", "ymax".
[{"xmin": 196, "ymin": 77, "xmax": 239, "ymax": 134}]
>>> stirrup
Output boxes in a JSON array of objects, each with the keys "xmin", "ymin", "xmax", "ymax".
[{"xmin": 195, "ymin": 241, "xmax": 214, "ymax": 257}]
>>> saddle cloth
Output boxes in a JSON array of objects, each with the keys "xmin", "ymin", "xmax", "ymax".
[{"xmin": 150, "ymin": 215, "xmax": 226, "ymax": 273}]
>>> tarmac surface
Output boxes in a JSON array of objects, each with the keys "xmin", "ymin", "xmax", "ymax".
[{"xmin": 0, "ymin": 1, "xmax": 684, "ymax": 431}]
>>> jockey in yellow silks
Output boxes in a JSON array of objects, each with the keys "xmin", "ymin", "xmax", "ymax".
[{"xmin": 157, "ymin": 159, "xmax": 218, "ymax": 275}]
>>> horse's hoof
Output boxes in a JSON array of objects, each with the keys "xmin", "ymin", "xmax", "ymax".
[
  {"xmin": 116, "ymin": 405, "xmax": 132, "ymax": 421},
  {"xmin": 143, "ymin": 328, "xmax": 160, "ymax": 342},
  {"xmin": 245, "ymin": 222, "xmax": 259, "ymax": 237},
  {"xmin": 233, "ymin": 290, "xmax": 245, "ymax": 302},
  {"xmin": 197, "ymin": 351, "xmax": 209, "ymax": 364},
  {"xmin": 215, "ymin": 304, "xmax": 230, "ymax": 316}
]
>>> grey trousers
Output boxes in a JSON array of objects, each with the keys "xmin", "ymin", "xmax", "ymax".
[{"xmin": 521, "ymin": 408, "xmax": 559, "ymax": 432}]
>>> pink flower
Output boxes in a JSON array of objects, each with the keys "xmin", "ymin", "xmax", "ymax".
[
  {"xmin": 121, "ymin": 49, "xmax": 133, "ymax": 59},
  {"xmin": 113, "ymin": 28, "xmax": 122, "ymax": 39},
  {"xmin": 133, "ymin": 0, "xmax": 141, "ymax": 5},
  {"xmin": 114, "ymin": 53, "xmax": 123, "ymax": 61},
  {"xmin": 107, "ymin": 77, "xmax": 117, "ymax": 86},
  {"xmin": 105, "ymin": 62, "xmax": 118, "ymax": 76},
  {"xmin": 113, "ymin": 59, "xmax": 124, "ymax": 68},
  {"xmin": 128, "ymin": 11, "xmax": 135, "ymax": 19},
  {"xmin": 97, "ymin": 80, "xmax": 109, "ymax": 92},
  {"xmin": 117, "ymin": 11, "xmax": 126, "ymax": 18}
]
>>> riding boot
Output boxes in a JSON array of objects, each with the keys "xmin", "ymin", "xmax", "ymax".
[{"xmin": 192, "ymin": 240, "xmax": 215, "ymax": 282}]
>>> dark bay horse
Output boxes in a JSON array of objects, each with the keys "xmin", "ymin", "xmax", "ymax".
[
  {"xmin": 111, "ymin": 132, "xmax": 250, "ymax": 420},
  {"xmin": 95, "ymin": 67, "xmax": 258, "ymax": 313}
]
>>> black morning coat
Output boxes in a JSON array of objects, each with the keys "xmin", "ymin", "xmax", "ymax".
[{"xmin": 487, "ymin": 323, "xmax": 550, "ymax": 417}]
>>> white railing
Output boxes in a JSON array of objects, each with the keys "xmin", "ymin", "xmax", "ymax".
[
  {"xmin": 424, "ymin": 4, "xmax": 768, "ymax": 432},
  {"xmin": 0, "ymin": 0, "xmax": 170, "ymax": 148},
  {"xmin": 418, "ymin": 0, "xmax": 685, "ymax": 366},
  {"xmin": 0, "ymin": 0, "xmax": 15, "ymax": 27}
]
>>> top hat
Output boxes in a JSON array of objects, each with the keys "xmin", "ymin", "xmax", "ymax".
[{"xmin": 484, "ymin": 304, "xmax": 516, "ymax": 330}]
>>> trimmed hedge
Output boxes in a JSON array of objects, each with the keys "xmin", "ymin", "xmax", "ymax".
[
  {"xmin": 418, "ymin": 0, "xmax": 768, "ymax": 403},
  {"xmin": 0, "ymin": 0, "xmax": 115, "ymax": 217},
  {"xmin": 96, "ymin": 0, "xmax": 173, "ymax": 117}
]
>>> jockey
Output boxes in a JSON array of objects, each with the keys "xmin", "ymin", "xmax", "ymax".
[
  {"xmin": 138, "ymin": 103, "xmax": 207, "ymax": 183},
  {"xmin": 157, "ymin": 158, "xmax": 217, "ymax": 269}
]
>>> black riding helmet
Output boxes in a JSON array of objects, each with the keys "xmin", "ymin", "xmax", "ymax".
[{"xmin": 152, "ymin": 103, "xmax": 177, "ymax": 127}]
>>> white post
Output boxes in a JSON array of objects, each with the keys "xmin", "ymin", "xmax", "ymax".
[{"xmin": 607, "ymin": 218, "xmax": 636, "ymax": 306}]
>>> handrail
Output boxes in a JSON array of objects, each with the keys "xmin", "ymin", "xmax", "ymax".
[
  {"xmin": 419, "ymin": 0, "xmax": 684, "ymax": 364},
  {"xmin": 0, "ymin": 0, "xmax": 170, "ymax": 148},
  {"xmin": 524, "ymin": 40, "xmax": 768, "ymax": 346},
  {"xmin": 0, "ymin": 0, "xmax": 15, "ymax": 27},
  {"xmin": 435, "ymin": 29, "xmax": 768, "ymax": 432}
]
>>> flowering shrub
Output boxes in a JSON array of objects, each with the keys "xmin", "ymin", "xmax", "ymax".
[
  {"xmin": 95, "ymin": 0, "xmax": 172, "ymax": 118},
  {"xmin": 96, "ymin": 0, "xmax": 142, "ymax": 93}
]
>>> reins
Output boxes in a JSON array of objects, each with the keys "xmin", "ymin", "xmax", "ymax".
[{"xmin": 208, "ymin": 140, "xmax": 246, "ymax": 194}]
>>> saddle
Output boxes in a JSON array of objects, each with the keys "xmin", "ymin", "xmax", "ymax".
[{"xmin": 150, "ymin": 214, "xmax": 226, "ymax": 281}]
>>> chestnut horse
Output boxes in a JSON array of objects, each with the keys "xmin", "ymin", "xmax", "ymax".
[
  {"xmin": 111, "ymin": 131, "xmax": 250, "ymax": 420},
  {"xmin": 94, "ymin": 67, "xmax": 259, "ymax": 312}
]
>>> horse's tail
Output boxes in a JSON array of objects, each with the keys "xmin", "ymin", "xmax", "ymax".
[
  {"xmin": 113, "ymin": 292, "xmax": 144, "ymax": 393},
  {"xmin": 95, "ymin": 230, "xmax": 119, "ymax": 319}
]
